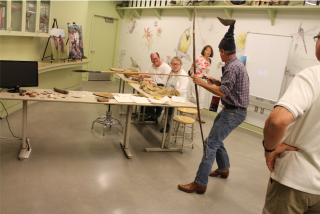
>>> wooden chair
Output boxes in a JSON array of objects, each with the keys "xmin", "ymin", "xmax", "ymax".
[{"xmin": 170, "ymin": 115, "xmax": 195, "ymax": 154}]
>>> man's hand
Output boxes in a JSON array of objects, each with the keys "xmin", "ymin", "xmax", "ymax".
[
  {"xmin": 193, "ymin": 76, "xmax": 203, "ymax": 86},
  {"xmin": 206, "ymin": 76, "xmax": 216, "ymax": 85},
  {"xmin": 265, "ymin": 143, "xmax": 298, "ymax": 172},
  {"xmin": 139, "ymin": 74, "xmax": 150, "ymax": 78}
]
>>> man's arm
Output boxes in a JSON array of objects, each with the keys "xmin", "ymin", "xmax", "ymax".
[
  {"xmin": 193, "ymin": 76, "xmax": 226, "ymax": 98},
  {"xmin": 263, "ymin": 106, "xmax": 294, "ymax": 150},
  {"xmin": 263, "ymin": 106, "xmax": 297, "ymax": 172},
  {"xmin": 207, "ymin": 76, "xmax": 221, "ymax": 86}
]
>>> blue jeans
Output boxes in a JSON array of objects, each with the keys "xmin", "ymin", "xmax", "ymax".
[{"xmin": 194, "ymin": 108, "xmax": 247, "ymax": 186}]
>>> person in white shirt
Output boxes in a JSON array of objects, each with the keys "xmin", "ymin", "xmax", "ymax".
[
  {"xmin": 145, "ymin": 53, "xmax": 171, "ymax": 123},
  {"xmin": 160, "ymin": 57, "xmax": 189, "ymax": 133},
  {"xmin": 262, "ymin": 32, "xmax": 320, "ymax": 214}
]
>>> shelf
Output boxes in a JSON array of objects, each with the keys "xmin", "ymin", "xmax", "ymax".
[
  {"xmin": 38, "ymin": 58, "xmax": 92, "ymax": 74},
  {"xmin": 116, "ymin": 6, "xmax": 320, "ymax": 26}
]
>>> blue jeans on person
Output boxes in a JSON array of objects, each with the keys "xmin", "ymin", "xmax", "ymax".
[{"xmin": 194, "ymin": 108, "xmax": 247, "ymax": 186}]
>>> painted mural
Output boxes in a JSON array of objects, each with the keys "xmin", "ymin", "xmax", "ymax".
[{"xmin": 174, "ymin": 27, "xmax": 192, "ymax": 61}]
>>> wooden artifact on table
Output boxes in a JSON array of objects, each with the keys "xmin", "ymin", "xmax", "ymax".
[
  {"xmin": 139, "ymin": 81, "xmax": 180, "ymax": 98},
  {"xmin": 93, "ymin": 92, "xmax": 115, "ymax": 99},
  {"xmin": 97, "ymin": 97, "xmax": 109, "ymax": 102},
  {"xmin": 133, "ymin": 93, "xmax": 149, "ymax": 98},
  {"xmin": 110, "ymin": 68, "xmax": 125, "ymax": 72},
  {"xmin": 123, "ymin": 68, "xmax": 139, "ymax": 78},
  {"xmin": 53, "ymin": 87, "xmax": 69, "ymax": 94},
  {"xmin": 126, "ymin": 80, "xmax": 139, "ymax": 84}
]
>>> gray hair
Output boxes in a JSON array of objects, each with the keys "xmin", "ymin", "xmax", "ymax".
[{"xmin": 171, "ymin": 56, "xmax": 182, "ymax": 66}]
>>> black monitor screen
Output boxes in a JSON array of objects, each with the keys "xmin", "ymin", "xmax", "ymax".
[{"xmin": 0, "ymin": 60, "xmax": 38, "ymax": 93}]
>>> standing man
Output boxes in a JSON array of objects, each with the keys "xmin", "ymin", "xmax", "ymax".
[
  {"xmin": 178, "ymin": 17, "xmax": 250, "ymax": 194},
  {"xmin": 144, "ymin": 52, "xmax": 171, "ymax": 123},
  {"xmin": 262, "ymin": 33, "xmax": 320, "ymax": 213}
]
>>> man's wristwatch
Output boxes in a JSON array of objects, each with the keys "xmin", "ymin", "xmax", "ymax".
[{"xmin": 262, "ymin": 140, "xmax": 276, "ymax": 152}]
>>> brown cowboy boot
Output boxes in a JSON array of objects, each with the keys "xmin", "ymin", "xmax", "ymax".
[
  {"xmin": 178, "ymin": 181, "xmax": 207, "ymax": 194},
  {"xmin": 217, "ymin": 17, "xmax": 236, "ymax": 26},
  {"xmin": 209, "ymin": 169, "xmax": 229, "ymax": 179}
]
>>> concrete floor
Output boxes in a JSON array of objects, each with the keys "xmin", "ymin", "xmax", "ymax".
[{"xmin": 0, "ymin": 80, "xmax": 270, "ymax": 214}]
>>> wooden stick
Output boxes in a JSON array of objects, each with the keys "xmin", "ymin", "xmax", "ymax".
[{"xmin": 73, "ymin": 70, "xmax": 193, "ymax": 78}]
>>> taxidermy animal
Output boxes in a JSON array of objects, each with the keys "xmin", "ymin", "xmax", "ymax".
[
  {"xmin": 174, "ymin": 27, "xmax": 191, "ymax": 61},
  {"xmin": 208, "ymin": 0, "xmax": 216, "ymax": 5},
  {"xmin": 130, "ymin": 57, "xmax": 141, "ymax": 72}
]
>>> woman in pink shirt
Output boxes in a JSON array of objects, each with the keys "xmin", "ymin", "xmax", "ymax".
[{"xmin": 188, "ymin": 45, "xmax": 213, "ymax": 123}]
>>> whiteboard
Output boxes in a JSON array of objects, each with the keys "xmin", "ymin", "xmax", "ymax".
[{"xmin": 244, "ymin": 33, "xmax": 292, "ymax": 102}]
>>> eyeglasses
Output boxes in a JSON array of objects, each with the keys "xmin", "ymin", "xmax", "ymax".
[
  {"xmin": 313, "ymin": 35, "xmax": 320, "ymax": 42},
  {"xmin": 171, "ymin": 63, "xmax": 180, "ymax": 66}
]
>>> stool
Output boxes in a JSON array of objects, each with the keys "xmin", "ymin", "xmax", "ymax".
[
  {"xmin": 92, "ymin": 105, "xmax": 123, "ymax": 136},
  {"xmin": 171, "ymin": 115, "xmax": 195, "ymax": 154},
  {"xmin": 177, "ymin": 108, "xmax": 198, "ymax": 136}
]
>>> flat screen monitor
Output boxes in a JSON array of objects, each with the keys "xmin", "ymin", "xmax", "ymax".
[{"xmin": 0, "ymin": 60, "xmax": 38, "ymax": 93}]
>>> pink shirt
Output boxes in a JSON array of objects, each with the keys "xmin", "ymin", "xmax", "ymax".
[{"xmin": 190, "ymin": 56, "xmax": 211, "ymax": 77}]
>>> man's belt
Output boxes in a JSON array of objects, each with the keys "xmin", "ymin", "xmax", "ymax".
[{"xmin": 224, "ymin": 105, "xmax": 247, "ymax": 111}]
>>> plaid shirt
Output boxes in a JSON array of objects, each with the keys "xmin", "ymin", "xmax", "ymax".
[{"xmin": 219, "ymin": 56, "xmax": 250, "ymax": 108}]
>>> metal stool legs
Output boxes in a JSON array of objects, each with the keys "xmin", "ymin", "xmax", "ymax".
[{"xmin": 92, "ymin": 105, "xmax": 123, "ymax": 136}]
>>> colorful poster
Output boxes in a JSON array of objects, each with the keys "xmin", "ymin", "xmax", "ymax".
[
  {"xmin": 68, "ymin": 23, "xmax": 84, "ymax": 59},
  {"xmin": 50, "ymin": 28, "xmax": 67, "ymax": 60}
]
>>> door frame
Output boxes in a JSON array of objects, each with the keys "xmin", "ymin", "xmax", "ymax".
[{"xmin": 87, "ymin": 13, "xmax": 121, "ymax": 81}]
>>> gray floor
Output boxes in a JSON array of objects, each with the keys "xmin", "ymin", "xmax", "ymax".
[{"xmin": 0, "ymin": 80, "xmax": 270, "ymax": 214}]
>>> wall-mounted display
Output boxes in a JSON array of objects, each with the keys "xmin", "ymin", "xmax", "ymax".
[
  {"xmin": 11, "ymin": 1, "xmax": 22, "ymax": 32},
  {"xmin": 26, "ymin": 1, "xmax": 36, "ymax": 32},
  {"xmin": 68, "ymin": 23, "xmax": 84, "ymax": 59},
  {"xmin": 0, "ymin": 1, "xmax": 7, "ymax": 30},
  {"xmin": 39, "ymin": 1, "xmax": 50, "ymax": 33}
]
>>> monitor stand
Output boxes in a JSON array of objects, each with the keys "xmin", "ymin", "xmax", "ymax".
[{"xmin": 7, "ymin": 86, "xmax": 21, "ymax": 93}]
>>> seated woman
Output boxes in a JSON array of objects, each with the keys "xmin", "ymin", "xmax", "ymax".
[
  {"xmin": 160, "ymin": 57, "xmax": 189, "ymax": 133},
  {"xmin": 188, "ymin": 45, "xmax": 213, "ymax": 123}
]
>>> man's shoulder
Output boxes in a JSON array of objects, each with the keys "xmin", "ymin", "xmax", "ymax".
[{"xmin": 161, "ymin": 62, "xmax": 171, "ymax": 69}]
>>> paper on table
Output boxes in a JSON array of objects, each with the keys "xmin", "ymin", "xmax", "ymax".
[
  {"xmin": 114, "ymin": 96, "xmax": 135, "ymax": 103},
  {"xmin": 130, "ymin": 96, "xmax": 150, "ymax": 104},
  {"xmin": 117, "ymin": 93, "xmax": 132, "ymax": 97},
  {"xmin": 149, "ymin": 96, "xmax": 171, "ymax": 105},
  {"xmin": 172, "ymin": 96, "xmax": 185, "ymax": 103}
]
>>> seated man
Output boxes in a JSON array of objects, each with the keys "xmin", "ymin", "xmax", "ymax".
[
  {"xmin": 144, "ymin": 52, "xmax": 171, "ymax": 123},
  {"xmin": 160, "ymin": 57, "xmax": 188, "ymax": 133}
]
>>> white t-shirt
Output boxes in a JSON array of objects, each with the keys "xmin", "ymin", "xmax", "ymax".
[
  {"xmin": 272, "ymin": 65, "xmax": 320, "ymax": 195},
  {"xmin": 165, "ymin": 69, "xmax": 189, "ymax": 99},
  {"xmin": 146, "ymin": 62, "xmax": 171, "ymax": 85}
]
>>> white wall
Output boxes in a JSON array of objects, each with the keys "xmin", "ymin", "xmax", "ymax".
[{"xmin": 118, "ymin": 8, "xmax": 320, "ymax": 128}]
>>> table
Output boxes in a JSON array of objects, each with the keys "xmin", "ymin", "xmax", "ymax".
[
  {"xmin": 115, "ymin": 73, "xmax": 197, "ymax": 153},
  {"xmin": 0, "ymin": 87, "xmax": 196, "ymax": 160}
]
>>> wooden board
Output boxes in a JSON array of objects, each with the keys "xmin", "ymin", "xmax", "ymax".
[
  {"xmin": 93, "ymin": 92, "xmax": 115, "ymax": 99},
  {"xmin": 109, "ymin": 68, "xmax": 125, "ymax": 72}
]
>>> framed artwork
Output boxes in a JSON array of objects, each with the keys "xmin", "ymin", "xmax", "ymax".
[
  {"xmin": 50, "ymin": 28, "xmax": 67, "ymax": 60},
  {"xmin": 304, "ymin": 0, "xmax": 319, "ymax": 5},
  {"xmin": 67, "ymin": 23, "xmax": 84, "ymax": 59}
]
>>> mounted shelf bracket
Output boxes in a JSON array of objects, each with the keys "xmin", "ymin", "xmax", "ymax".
[
  {"xmin": 132, "ymin": 9, "xmax": 142, "ymax": 19},
  {"xmin": 153, "ymin": 9, "xmax": 162, "ymax": 20},
  {"xmin": 116, "ymin": 8, "xmax": 125, "ymax": 19},
  {"xmin": 267, "ymin": 9, "xmax": 277, "ymax": 26},
  {"xmin": 224, "ymin": 8, "xmax": 233, "ymax": 19},
  {"xmin": 184, "ymin": 8, "xmax": 193, "ymax": 21}
]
